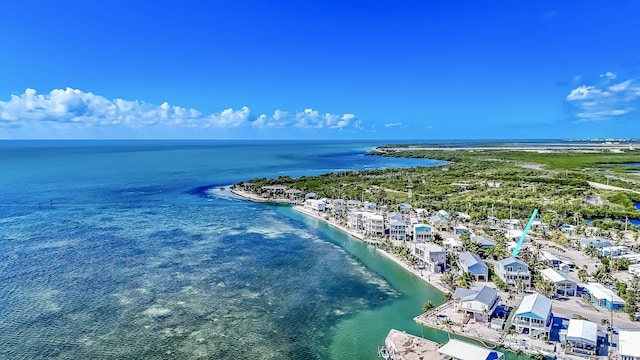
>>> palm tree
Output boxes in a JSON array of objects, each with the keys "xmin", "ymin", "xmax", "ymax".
[
  {"xmin": 584, "ymin": 245, "xmax": 599, "ymax": 259},
  {"xmin": 442, "ymin": 292, "xmax": 453, "ymax": 302},
  {"xmin": 577, "ymin": 268, "xmax": 589, "ymax": 282},
  {"xmin": 423, "ymin": 301, "xmax": 435, "ymax": 313}
]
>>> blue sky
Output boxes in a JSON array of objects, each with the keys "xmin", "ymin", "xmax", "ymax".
[{"xmin": 1, "ymin": 1, "xmax": 640, "ymax": 139}]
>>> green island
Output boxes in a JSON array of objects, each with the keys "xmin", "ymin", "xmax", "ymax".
[
  {"xmin": 233, "ymin": 146, "xmax": 640, "ymax": 360},
  {"xmin": 242, "ymin": 147, "xmax": 640, "ymax": 228}
]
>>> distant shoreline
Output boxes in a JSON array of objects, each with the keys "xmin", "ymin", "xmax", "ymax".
[{"xmin": 228, "ymin": 187, "xmax": 448, "ymax": 294}]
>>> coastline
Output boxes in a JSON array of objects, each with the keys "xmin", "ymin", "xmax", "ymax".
[{"xmin": 229, "ymin": 186, "xmax": 449, "ymax": 295}]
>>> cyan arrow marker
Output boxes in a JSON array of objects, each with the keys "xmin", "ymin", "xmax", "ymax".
[{"xmin": 511, "ymin": 208, "xmax": 539, "ymax": 257}]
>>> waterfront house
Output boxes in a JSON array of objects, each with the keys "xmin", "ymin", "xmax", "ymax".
[
  {"xmin": 494, "ymin": 257, "xmax": 531, "ymax": 289},
  {"xmin": 564, "ymin": 319, "xmax": 598, "ymax": 356},
  {"xmin": 347, "ymin": 211, "xmax": 364, "ymax": 231},
  {"xmin": 389, "ymin": 220, "xmax": 407, "ymax": 241},
  {"xmin": 457, "ymin": 252, "xmax": 488, "ymax": 281},
  {"xmin": 583, "ymin": 283, "xmax": 625, "ymax": 310},
  {"xmin": 452, "ymin": 285, "xmax": 499, "ymax": 322},
  {"xmin": 412, "ymin": 242, "xmax": 446, "ymax": 273},
  {"xmin": 362, "ymin": 212, "xmax": 384, "ymax": 236},
  {"xmin": 363, "ymin": 201, "xmax": 377, "ymax": 212},
  {"xmin": 412, "ymin": 223, "xmax": 433, "ymax": 242},
  {"xmin": 438, "ymin": 339, "xmax": 504, "ymax": 360},
  {"xmin": 305, "ymin": 192, "xmax": 317, "ymax": 199},
  {"xmin": 513, "ymin": 293, "xmax": 553, "ymax": 338},
  {"xmin": 346, "ymin": 200, "xmax": 362, "ymax": 209},
  {"xmin": 540, "ymin": 268, "xmax": 577, "ymax": 296},
  {"xmin": 443, "ymin": 237, "xmax": 463, "ymax": 252},
  {"xmin": 580, "ymin": 238, "xmax": 611, "ymax": 250},
  {"xmin": 304, "ymin": 199, "xmax": 325, "ymax": 212},
  {"xmin": 619, "ymin": 330, "xmax": 640, "ymax": 360},
  {"xmin": 285, "ymin": 188, "xmax": 303, "ymax": 201},
  {"xmin": 330, "ymin": 199, "xmax": 346, "ymax": 213},
  {"xmin": 470, "ymin": 235, "xmax": 495, "ymax": 249}
]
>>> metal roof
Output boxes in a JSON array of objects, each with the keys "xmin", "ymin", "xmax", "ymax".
[
  {"xmin": 515, "ymin": 293, "xmax": 552, "ymax": 320},
  {"xmin": 497, "ymin": 257, "xmax": 528, "ymax": 268},
  {"xmin": 541, "ymin": 268, "xmax": 576, "ymax": 284},
  {"xmin": 459, "ymin": 252, "xmax": 487, "ymax": 274},
  {"xmin": 453, "ymin": 286, "xmax": 497, "ymax": 306},
  {"xmin": 619, "ymin": 330, "xmax": 640, "ymax": 358},
  {"xmin": 471, "ymin": 235, "xmax": 495, "ymax": 246},
  {"xmin": 584, "ymin": 283, "xmax": 625, "ymax": 304},
  {"xmin": 566, "ymin": 319, "xmax": 597, "ymax": 346},
  {"xmin": 438, "ymin": 339, "xmax": 504, "ymax": 360}
]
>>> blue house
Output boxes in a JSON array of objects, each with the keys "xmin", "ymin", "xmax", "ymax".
[
  {"xmin": 457, "ymin": 251, "xmax": 488, "ymax": 281},
  {"xmin": 471, "ymin": 235, "xmax": 495, "ymax": 249},
  {"xmin": 583, "ymin": 283, "xmax": 625, "ymax": 310}
]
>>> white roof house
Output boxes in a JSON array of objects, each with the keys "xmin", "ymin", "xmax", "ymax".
[
  {"xmin": 515, "ymin": 293, "xmax": 552, "ymax": 321},
  {"xmin": 619, "ymin": 330, "xmax": 640, "ymax": 360},
  {"xmin": 541, "ymin": 268, "xmax": 576, "ymax": 284},
  {"xmin": 438, "ymin": 339, "xmax": 504, "ymax": 360},
  {"xmin": 566, "ymin": 319, "xmax": 597, "ymax": 347},
  {"xmin": 583, "ymin": 283, "xmax": 625, "ymax": 305}
]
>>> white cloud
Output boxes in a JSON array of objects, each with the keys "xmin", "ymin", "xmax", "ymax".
[
  {"xmin": 250, "ymin": 108, "xmax": 361, "ymax": 130},
  {"xmin": 384, "ymin": 122, "xmax": 402, "ymax": 128},
  {"xmin": 0, "ymin": 88, "xmax": 362, "ymax": 134},
  {"xmin": 566, "ymin": 75, "xmax": 640, "ymax": 121}
]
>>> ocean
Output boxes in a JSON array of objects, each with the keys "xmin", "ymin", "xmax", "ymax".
[{"xmin": 0, "ymin": 140, "xmax": 526, "ymax": 359}]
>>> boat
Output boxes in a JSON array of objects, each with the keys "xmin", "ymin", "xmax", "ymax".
[{"xmin": 377, "ymin": 346, "xmax": 392, "ymax": 359}]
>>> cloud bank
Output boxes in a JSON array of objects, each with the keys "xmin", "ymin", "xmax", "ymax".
[
  {"xmin": 566, "ymin": 72, "xmax": 640, "ymax": 121},
  {"xmin": 0, "ymin": 88, "xmax": 362, "ymax": 135}
]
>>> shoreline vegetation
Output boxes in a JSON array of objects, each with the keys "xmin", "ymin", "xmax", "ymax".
[{"xmin": 230, "ymin": 143, "xmax": 640, "ymax": 359}]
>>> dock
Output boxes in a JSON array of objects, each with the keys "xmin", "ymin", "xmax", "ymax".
[{"xmin": 383, "ymin": 329, "xmax": 440, "ymax": 360}]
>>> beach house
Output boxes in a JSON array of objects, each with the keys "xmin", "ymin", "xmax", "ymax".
[
  {"xmin": 438, "ymin": 339, "xmax": 504, "ymax": 360},
  {"xmin": 412, "ymin": 223, "xmax": 433, "ymax": 242},
  {"xmin": 347, "ymin": 211, "xmax": 364, "ymax": 231},
  {"xmin": 457, "ymin": 252, "xmax": 488, "ymax": 281},
  {"xmin": 388, "ymin": 212, "xmax": 406, "ymax": 241},
  {"xmin": 540, "ymin": 268, "xmax": 577, "ymax": 296},
  {"xmin": 452, "ymin": 285, "xmax": 499, "ymax": 322},
  {"xmin": 412, "ymin": 242, "xmax": 446, "ymax": 273},
  {"xmin": 494, "ymin": 257, "xmax": 531, "ymax": 289},
  {"xmin": 619, "ymin": 330, "xmax": 640, "ymax": 360},
  {"xmin": 362, "ymin": 212, "xmax": 384, "ymax": 236},
  {"xmin": 304, "ymin": 199, "xmax": 325, "ymax": 212},
  {"xmin": 579, "ymin": 238, "xmax": 611, "ymax": 250},
  {"xmin": 513, "ymin": 293, "xmax": 553, "ymax": 338},
  {"xmin": 564, "ymin": 319, "xmax": 598, "ymax": 356},
  {"xmin": 583, "ymin": 283, "xmax": 626, "ymax": 310}
]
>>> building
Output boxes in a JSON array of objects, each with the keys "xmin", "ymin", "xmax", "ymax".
[
  {"xmin": 389, "ymin": 219, "xmax": 407, "ymax": 241},
  {"xmin": 454, "ymin": 224, "xmax": 471, "ymax": 235},
  {"xmin": 362, "ymin": 212, "xmax": 384, "ymax": 235},
  {"xmin": 458, "ymin": 252, "xmax": 489, "ymax": 281},
  {"xmin": 397, "ymin": 203, "xmax": 413, "ymax": 214},
  {"xmin": 285, "ymin": 188, "xmax": 304, "ymax": 200},
  {"xmin": 540, "ymin": 268, "xmax": 577, "ymax": 296},
  {"xmin": 470, "ymin": 235, "xmax": 495, "ymax": 249},
  {"xmin": 452, "ymin": 286, "xmax": 499, "ymax": 322},
  {"xmin": 438, "ymin": 339, "xmax": 504, "ymax": 360},
  {"xmin": 539, "ymin": 250, "xmax": 562, "ymax": 268},
  {"xmin": 580, "ymin": 238, "xmax": 612, "ymax": 249},
  {"xmin": 583, "ymin": 283, "xmax": 626, "ymax": 310},
  {"xmin": 412, "ymin": 223, "xmax": 433, "ymax": 242},
  {"xmin": 513, "ymin": 293, "xmax": 553, "ymax": 338},
  {"xmin": 443, "ymin": 237, "xmax": 463, "ymax": 252},
  {"xmin": 619, "ymin": 330, "xmax": 640, "ymax": 360},
  {"xmin": 412, "ymin": 243, "xmax": 446, "ymax": 273},
  {"xmin": 347, "ymin": 211, "xmax": 364, "ymax": 230},
  {"xmin": 494, "ymin": 257, "xmax": 531, "ymax": 289},
  {"xmin": 564, "ymin": 319, "xmax": 598, "ymax": 356},
  {"xmin": 599, "ymin": 245, "xmax": 629, "ymax": 257},
  {"xmin": 304, "ymin": 199, "xmax": 325, "ymax": 212},
  {"xmin": 428, "ymin": 212, "xmax": 449, "ymax": 232}
]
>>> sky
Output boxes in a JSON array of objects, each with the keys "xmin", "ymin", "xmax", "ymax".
[{"xmin": 1, "ymin": 1, "xmax": 640, "ymax": 140}]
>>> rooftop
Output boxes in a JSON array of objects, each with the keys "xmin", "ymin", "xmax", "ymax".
[
  {"xmin": 453, "ymin": 285, "xmax": 497, "ymax": 306},
  {"xmin": 459, "ymin": 252, "xmax": 486, "ymax": 271},
  {"xmin": 437, "ymin": 339, "xmax": 504, "ymax": 360},
  {"xmin": 618, "ymin": 330, "xmax": 640, "ymax": 358},
  {"xmin": 583, "ymin": 283, "xmax": 625, "ymax": 304},
  {"xmin": 497, "ymin": 257, "xmax": 528, "ymax": 268},
  {"xmin": 471, "ymin": 235, "xmax": 495, "ymax": 247},
  {"xmin": 541, "ymin": 268, "xmax": 576, "ymax": 284},
  {"xmin": 415, "ymin": 242, "xmax": 445, "ymax": 253},
  {"xmin": 566, "ymin": 319, "xmax": 597, "ymax": 346},
  {"xmin": 515, "ymin": 293, "xmax": 552, "ymax": 320}
]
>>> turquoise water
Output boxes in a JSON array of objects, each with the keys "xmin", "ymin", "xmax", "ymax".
[{"xmin": 0, "ymin": 140, "xmax": 526, "ymax": 359}]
